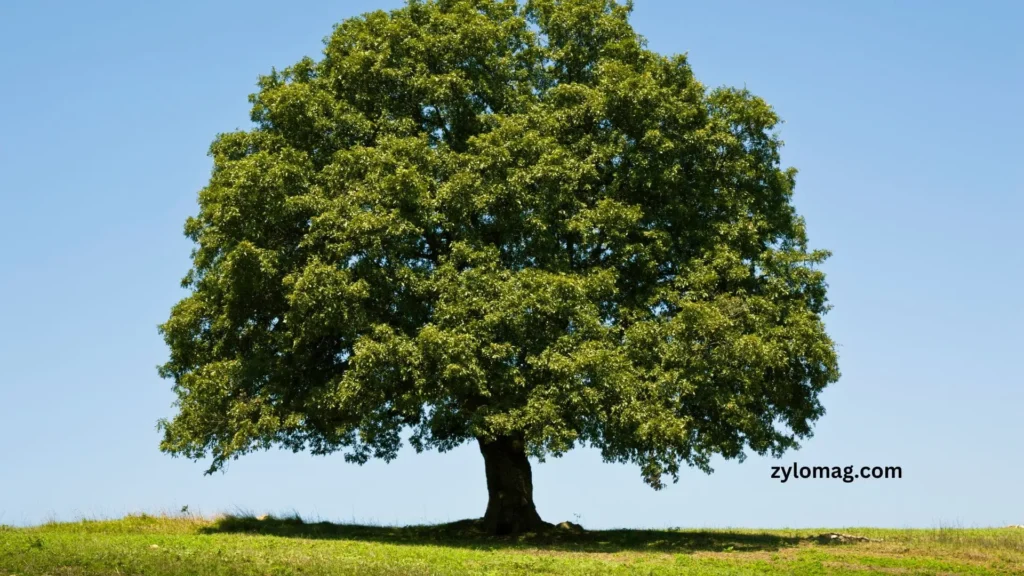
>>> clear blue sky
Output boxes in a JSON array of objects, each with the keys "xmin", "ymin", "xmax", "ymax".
[{"xmin": 1, "ymin": 0, "xmax": 1021, "ymax": 529}]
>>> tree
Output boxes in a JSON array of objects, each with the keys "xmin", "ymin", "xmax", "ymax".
[{"xmin": 158, "ymin": 0, "xmax": 840, "ymax": 535}]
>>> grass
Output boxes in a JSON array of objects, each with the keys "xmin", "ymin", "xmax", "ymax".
[{"xmin": 2, "ymin": 514, "xmax": 1024, "ymax": 575}]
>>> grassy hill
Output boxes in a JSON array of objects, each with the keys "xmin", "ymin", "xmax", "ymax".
[{"xmin": 2, "ymin": 514, "xmax": 1023, "ymax": 575}]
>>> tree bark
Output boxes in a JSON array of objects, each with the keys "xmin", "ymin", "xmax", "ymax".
[{"xmin": 478, "ymin": 435, "xmax": 547, "ymax": 535}]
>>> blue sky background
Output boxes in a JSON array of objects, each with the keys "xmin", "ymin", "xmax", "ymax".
[{"xmin": 1, "ymin": 0, "xmax": 1021, "ymax": 529}]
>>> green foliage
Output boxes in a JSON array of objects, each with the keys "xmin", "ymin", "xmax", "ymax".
[{"xmin": 159, "ymin": 0, "xmax": 839, "ymax": 487}]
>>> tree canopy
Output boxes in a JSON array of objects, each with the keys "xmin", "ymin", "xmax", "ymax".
[{"xmin": 159, "ymin": 0, "xmax": 839, "ymax": 534}]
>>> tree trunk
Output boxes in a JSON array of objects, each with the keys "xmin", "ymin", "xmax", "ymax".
[{"xmin": 478, "ymin": 435, "xmax": 547, "ymax": 535}]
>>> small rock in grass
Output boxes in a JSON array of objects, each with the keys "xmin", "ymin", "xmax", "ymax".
[{"xmin": 816, "ymin": 533, "xmax": 879, "ymax": 544}]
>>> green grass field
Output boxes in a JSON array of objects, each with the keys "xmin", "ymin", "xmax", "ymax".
[{"xmin": 2, "ymin": 514, "xmax": 1023, "ymax": 575}]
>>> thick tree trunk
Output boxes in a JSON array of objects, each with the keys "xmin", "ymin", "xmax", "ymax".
[{"xmin": 478, "ymin": 435, "xmax": 547, "ymax": 535}]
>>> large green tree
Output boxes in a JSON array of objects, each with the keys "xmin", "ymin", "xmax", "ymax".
[{"xmin": 159, "ymin": 0, "xmax": 839, "ymax": 535}]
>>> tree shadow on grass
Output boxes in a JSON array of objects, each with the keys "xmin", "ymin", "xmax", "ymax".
[{"xmin": 199, "ymin": 515, "xmax": 807, "ymax": 554}]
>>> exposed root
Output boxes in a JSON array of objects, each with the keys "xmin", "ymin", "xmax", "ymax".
[{"xmin": 555, "ymin": 521, "xmax": 585, "ymax": 533}]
